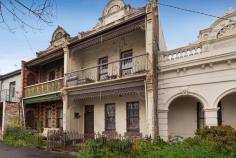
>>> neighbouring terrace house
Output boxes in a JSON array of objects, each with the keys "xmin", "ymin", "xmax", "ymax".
[
  {"xmin": 63, "ymin": 0, "xmax": 166, "ymax": 137},
  {"xmin": 158, "ymin": 7, "xmax": 236, "ymax": 141},
  {"xmin": 0, "ymin": 70, "xmax": 21, "ymax": 135},
  {"xmin": 22, "ymin": 27, "xmax": 67, "ymax": 134}
]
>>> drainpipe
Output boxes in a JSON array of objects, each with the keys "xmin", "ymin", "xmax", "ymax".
[
  {"xmin": 21, "ymin": 99, "xmax": 25, "ymax": 127},
  {"xmin": 144, "ymin": 80, "xmax": 149, "ymax": 135}
]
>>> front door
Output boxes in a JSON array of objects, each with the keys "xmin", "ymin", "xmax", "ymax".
[
  {"xmin": 26, "ymin": 111, "xmax": 35, "ymax": 129},
  {"xmin": 84, "ymin": 105, "xmax": 94, "ymax": 137}
]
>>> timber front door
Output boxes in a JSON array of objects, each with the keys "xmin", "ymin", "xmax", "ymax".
[{"xmin": 84, "ymin": 105, "xmax": 94, "ymax": 136}]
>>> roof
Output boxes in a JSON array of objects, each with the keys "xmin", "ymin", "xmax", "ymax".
[{"xmin": 0, "ymin": 69, "xmax": 21, "ymax": 80}]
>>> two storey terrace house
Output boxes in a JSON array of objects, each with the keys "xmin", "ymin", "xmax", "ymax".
[
  {"xmin": 0, "ymin": 70, "xmax": 21, "ymax": 135},
  {"xmin": 63, "ymin": 0, "xmax": 166, "ymax": 137},
  {"xmin": 22, "ymin": 27, "xmax": 67, "ymax": 133}
]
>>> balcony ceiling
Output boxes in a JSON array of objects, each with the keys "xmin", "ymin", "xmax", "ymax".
[
  {"xmin": 26, "ymin": 50, "xmax": 64, "ymax": 68},
  {"xmin": 68, "ymin": 79, "xmax": 145, "ymax": 101}
]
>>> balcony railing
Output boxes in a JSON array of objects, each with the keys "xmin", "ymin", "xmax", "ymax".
[
  {"xmin": 24, "ymin": 78, "xmax": 64, "ymax": 98},
  {"xmin": 160, "ymin": 43, "xmax": 203, "ymax": 62},
  {"xmin": 0, "ymin": 89, "xmax": 19, "ymax": 102},
  {"xmin": 65, "ymin": 54, "xmax": 149, "ymax": 87}
]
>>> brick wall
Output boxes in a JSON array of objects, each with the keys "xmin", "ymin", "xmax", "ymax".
[
  {"xmin": 25, "ymin": 101, "xmax": 63, "ymax": 130},
  {"xmin": 4, "ymin": 102, "xmax": 20, "ymax": 131}
]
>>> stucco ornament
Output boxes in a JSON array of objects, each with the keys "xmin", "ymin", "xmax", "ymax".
[
  {"xmin": 103, "ymin": 0, "xmax": 125, "ymax": 17},
  {"xmin": 51, "ymin": 26, "xmax": 70, "ymax": 47},
  {"xmin": 181, "ymin": 87, "xmax": 189, "ymax": 95}
]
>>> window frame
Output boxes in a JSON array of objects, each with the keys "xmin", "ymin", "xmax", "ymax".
[
  {"xmin": 48, "ymin": 70, "xmax": 56, "ymax": 81},
  {"xmin": 105, "ymin": 103, "xmax": 116, "ymax": 132},
  {"xmin": 120, "ymin": 50, "xmax": 133, "ymax": 76},
  {"xmin": 57, "ymin": 108, "xmax": 63, "ymax": 128},
  {"xmin": 126, "ymin": 101, "xmax": 140, "ymax": 133},
  {"xmin": 46, "ymin": 108, "xmax": 52, "ymax": 128},
  {"xmin": 197, "ymin": 102, "xmax": 205, "ymax": 129},
  {"xmin": 9, "ymin": 81, "xmax": 16, "ymax": 98},
  {"xmin": 98, "ymin": 56, "xmax": 109, "ymax": 81}
]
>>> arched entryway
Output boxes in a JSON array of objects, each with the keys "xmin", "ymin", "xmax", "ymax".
[
  {"xmin": 217, "ymin": 92, "xmax": 236, "ymax": 128},
  {"xmin": 168, "ymin": 96, "xmax": 205, "ymax": 138}
]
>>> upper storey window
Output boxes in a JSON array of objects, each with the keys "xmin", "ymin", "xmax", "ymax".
[
  {"xmin": 98, "ymin": 57, "xmax": 109, "ymax": 81},
  {"xmin": 121, "ymin": 50, "xmax": 133, "ymax": 76}
]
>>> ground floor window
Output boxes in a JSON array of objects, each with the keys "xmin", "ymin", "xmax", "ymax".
[
  {"xmin": 105, "ymin": 103, "xmax": 116, "ymax": 131},
  {"xmin": 46, "ymin": 109, "xmax": 52, "ymax": 128},
  {"xmin": 57, "ymin": 108, "xmax": 63, "ymax": 128},
  {"xmin": 127, "ymin": 102, "xmax": 139, "ymax": 133},
  {"xmin": 197, "ymin": 102, "xmax": 205, "ymax": 129},
  {"xmin": 217, "ymin": 101, "xmax": 222, "ymax": 126}
]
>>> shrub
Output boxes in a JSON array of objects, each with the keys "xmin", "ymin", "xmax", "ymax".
[
  {"xmin": 194, "ymin": 125, "xmax": 236, "ymax": 154},
  {"xmin": 3, "ymin": 127, "xmax": 45, "ymax": 148}
]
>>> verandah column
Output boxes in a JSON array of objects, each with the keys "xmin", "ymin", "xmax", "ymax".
[
  {"xmin": 158, "ymin": 110, "xmax": 168, "ymax": 141},
  {"xmin": 62, "ymin": 42, "xmax": 71, "ymax": 131},
  {"xmin": 204, "ymin": 108, "xmax": 218, "ymax": 127}
]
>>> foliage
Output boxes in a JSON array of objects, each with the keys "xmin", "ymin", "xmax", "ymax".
[
  {"xmin": 2, "ymin": 127, "xmax": 45, "ymax": 148},
  {"xmin": 78, "ymin": 126, "xmax": 236, "ymax": 158},
  {"xmin": 194, "ymin": 125, "xmax": 236, "ymax": 154}
]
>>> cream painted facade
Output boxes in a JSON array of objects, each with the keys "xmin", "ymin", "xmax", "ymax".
[
  {"xmin": 158, "ymin": 8, "xmax": 236, "ymax": 140},
  {"xmin": 62, "ymin": 0, "xmax": 163, "ymax": 138}
]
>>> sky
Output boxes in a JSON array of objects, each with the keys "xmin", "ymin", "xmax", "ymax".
[{"xmin": 0, "ymin": 0, "xmax": 236, "ymax": 74}]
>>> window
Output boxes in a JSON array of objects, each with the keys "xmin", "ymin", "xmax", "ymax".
[
  {"xmin": 105, "ymin": 104, "xmax": 116, "ymax": 131},
  {"xmin": 57, "ymin": 108, "xmax": 63, "ymax": 128},
  {"xmin": 9, "ymin": 81, "xmax": 16, "ymax": 98},
  {"xmin": 218, "ymin": 102, "xmax": 222, "ymax": 126},
  {"xmin": 121, "ymin": 50, "xmax": 133, "ymax": 76},
  {"xmin": 49, "ymin": 71, "xmax": 55, "ymax": 81},
  {"xmin": 127, "ymin": 102, "xmax": 139, "ymax": 132},
  {"xmin": 46, "ymin": 109, "xmax": 52, "ymax": 128},
  {"xmin": 197, "ymin": 102, "xmax": 205, "ymax": 129},
  {"xmin": 98, "ymin": 57, "xmax": 108, "ymax": 80}
]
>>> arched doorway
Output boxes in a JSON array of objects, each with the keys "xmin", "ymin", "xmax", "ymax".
[
  {"xmin": 26, "ymin": 110, "xmax": 35, "ymax": 129},
  {"xmin": 217, "ymin": 92, "xmax": 236, "ymax": 128},
  {"xmin": 168, "ymin": 96, "xmax": 205, "ymax": 138}
]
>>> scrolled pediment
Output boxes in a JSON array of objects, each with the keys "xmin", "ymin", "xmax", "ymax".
[{"xmin": 217, "ymin": 23, "xmax": 236, "ymax": 38}]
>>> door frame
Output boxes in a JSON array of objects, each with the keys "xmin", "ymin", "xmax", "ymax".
[{"xmin": 84, "ymin": 105, "xmax": 94, "ymax": 136}]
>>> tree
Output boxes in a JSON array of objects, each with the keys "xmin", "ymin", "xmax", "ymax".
[{"xmin": 0, "ymin": 0, "xmax": 55, "ymax": 31}]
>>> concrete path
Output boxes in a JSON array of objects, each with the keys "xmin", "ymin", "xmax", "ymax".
[{"xmin": 0, "ymin": 144, "xmax": 76, "ymax": 158}]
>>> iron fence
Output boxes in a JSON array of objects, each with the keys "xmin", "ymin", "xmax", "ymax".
[{"xmin": 47, "ymin": 130, "xmax": 152, "ymax": 151}]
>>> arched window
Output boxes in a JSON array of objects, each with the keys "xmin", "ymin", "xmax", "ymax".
[{"xmin": 27, "ymin": 73, "xmax": 36, "ymax": 86}]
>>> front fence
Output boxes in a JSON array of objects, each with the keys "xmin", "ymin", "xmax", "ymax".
[{"xmin": 47, "ymin": 131, "xmax": 152, "ymax": 151}]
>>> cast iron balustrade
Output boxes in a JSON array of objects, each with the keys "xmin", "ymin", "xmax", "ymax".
[
  {"xmin": 160, "ymin": 43, "xmax": 203, "ymax": 62},
  {"xmin": 65, "ymin": 54, "xmax": 149, "ymax": 87},
  {"xmin": 0, "ymin": 89, "xmax": 19, "ymax": 102},
  {"xmin": 24, "ymin": 78, "xmax": 64, "ymax": 98}
]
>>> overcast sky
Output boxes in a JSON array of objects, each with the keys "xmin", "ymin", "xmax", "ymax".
[{"xmin": 0, "ymin": 0, "xmax": 236, "ymax": 74}]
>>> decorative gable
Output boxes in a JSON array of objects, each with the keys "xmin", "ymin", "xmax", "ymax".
[
  {"xmin": 100, "ymin": 0, "xmax": 132, "ymax": 26},
  {"xmin": 198, "ymin": 8, "xmax": 236, "ymax": 42},
  {"xmin": 51, "ymin": 26, "xmax": 70, "ymax": 47}
]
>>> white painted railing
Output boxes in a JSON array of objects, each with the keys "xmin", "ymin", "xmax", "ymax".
[{"xmin": 160, "ymin": 43, "xmax": 203, "ymax": 62}]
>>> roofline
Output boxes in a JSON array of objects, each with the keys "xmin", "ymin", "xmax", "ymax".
[
  {"xmin": 68, "ymin": 10, "xmax": 146, "ymax": 48},
  {"xmin": 0, "ymin": 69, "xmax": 21, "ymax": 80}
]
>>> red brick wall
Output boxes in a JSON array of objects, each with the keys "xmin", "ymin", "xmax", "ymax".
[
  {"xmin": 25, "ymin": 101, "xmax": 62, "ymax": 130},
  {"xmin": 4, "ymin": 102, "xmax": 20, "ymax": 130}
]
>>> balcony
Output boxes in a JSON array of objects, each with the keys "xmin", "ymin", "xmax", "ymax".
[
  {"xmin": 65, "ymin": 54, "xmax": 148, "ymax": 87},
  {"xmin": 24, "ymin": 78, "xmax": 64, "ymax": 98},
  {"xmin": 0, "ymin": 89, "xmax": 19, "ymax": 102}
]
